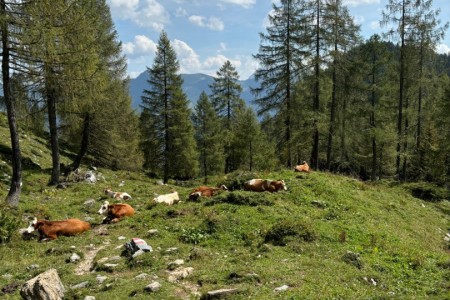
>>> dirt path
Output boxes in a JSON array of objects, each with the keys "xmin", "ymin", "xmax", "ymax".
[{"xmin": 75, "ymin": 245, "xmax": 105, "ymax": 275}]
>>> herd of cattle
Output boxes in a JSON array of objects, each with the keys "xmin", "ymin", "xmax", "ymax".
[{"xmin": 23, "ymin": 162, "xmax": 311, "ymax": 241}]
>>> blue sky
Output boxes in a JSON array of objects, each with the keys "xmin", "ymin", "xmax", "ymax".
[{"xmin": 106, "ymin": 0, "xmax": 450, "ymax": 80}]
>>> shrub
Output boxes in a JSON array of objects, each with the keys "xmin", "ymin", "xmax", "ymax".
[
  {"xmin": 404, "ymin": 182, "xmax": 449, "ymax": 202},
  {"xmin": 0, "ymin": 209, "xmax": 20, "ymax": 244},
  {"xmin": 179, "ymin": 228, "xmax": 209, "ymax": 244},
  {"xmin": 264, "ymin": 220, "xmax": 316, "ymax": 246},
  {"xmin": 220, "ymin": 171, "xmax": 259, "ymax": 191},
  {"xmin": 206, "ymin": 192, "xmax": 274, "ymax": 207}
]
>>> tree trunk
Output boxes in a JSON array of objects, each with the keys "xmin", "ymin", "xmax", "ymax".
[
  {"xmin": 326, "ymin": 44, "xmax": 338, "ymax": 170},
  {"xmin": 70, "ymin": 113, "xmax": 90, "ymax": 172},
  {"xmin": 45, "ymin": 67, "xmax": 60, "ymax": 186},
  {"xmin": 2, "ymin": 0, "xmax": 22, "ymax": 206},
  {"xmin": 311, "ymin": 0, "xmax": 320, "ymax": 170},
  {"xmin": 396, "ymin": 1, "xmax": 406, "ymax": 181}
]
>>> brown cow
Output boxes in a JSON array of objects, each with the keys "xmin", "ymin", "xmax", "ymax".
[
  {"xmin": 294, "ymin": 161, "xmax": 311, "ymax": 173},
  {"xmin": 25, "ymin": 217, "xmax": 91, "ymax": 241},
  {"xmin": 188, "ymin": 185, "xmax": 228, "ymax": 201},
  {"xmin": 244, "ymin": 179, "xmax": 287, "ymax": 193},
  {"xmin": 98, "ymin": 200, "xmax": 135, "ymax": 223},
  {"xmin": 104, "ymin": 188, "xmax": 132, "ymax": 200}
]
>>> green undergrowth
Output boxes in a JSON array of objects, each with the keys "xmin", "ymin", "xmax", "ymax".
[{"xmin": 0, "ymin": 113, "xmax": 449, "ymax": 299}]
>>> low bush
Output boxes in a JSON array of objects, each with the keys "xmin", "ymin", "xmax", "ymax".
[
  {"xmin": 264, "ymin": 219, "xmax": 316, "ymax": 246},
  {"xmin": 404, "ymin": 182, "xmax": 449, "ymax": 202},
  {"xmin": 206, "ymin": 191, "xmax": 274, "ymax": 206},
  {"xmin": 0, "ymin": 209, "xmax": 20, "ymax": 244}
]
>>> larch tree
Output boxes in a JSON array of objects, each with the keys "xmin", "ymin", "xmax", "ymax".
[
  {"xmin": 209, "ymin": 60, "xmax": 242, "ymax": 173},
  {"xmin": 141, "ymin": 31, "xmax": 198, "ymax": 183},
  {"xmin": 192, "ymin": 92, "xmax": 224, "ymax": 183},
  {"xmin": 253, "ymin": 0, "xmax": 306, "ymax": 168},
  {"xmin": 323, "ymin": 0, "xmax": 360, "ymax": 170}
]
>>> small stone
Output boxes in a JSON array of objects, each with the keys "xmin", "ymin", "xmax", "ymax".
[
  {"xmin": 96, "ymin": 275, "xmax": 107, "ymax": 284},
  {"xmin": 84, "ymin": 296, "xmax": 96, "ymax": 300},
  {"xmin": 147, "ymin": 229, "xmax": 158, "ymax": 235},
  {"xmin": 26, "ymin": 264, "xmax": 39, "ymax": 271},
  {"xmin": 70, "ymin": 253, "xmax": 81, "ymax": 263},
  {"xmin": 165, "ymin": 247, "xmax": 178, "ymax": 253},
  {"xmin": 71, "ymin": 281, "xmax": 89, "ymax": 290},
  {"xmin": 274, "ymin": 285, "xmax": 289, "ymax": 292},
  {"xmin": 134, "ymin": 273, "xmax": 148, "ymax": 280},
  {"xmin": 103, "ymin": 263, "xmax": 118, "ymax": 268},
  {"xmin": 144, "ymin": 281, "xmax": 161, "ymax": 292},
  {"xmin": 168, "ymin": 267, "xmax": 194, "ymax": 283},
  {"xmin": 84, "ymin": 199, "xmax": 96, "ymax": 206},
  {"xmin": 205, "ymin": 288, "xmax": 239, "ymax": 298},
  {"xmin": 167, "ymin": 259, "xmax": 184, "ymax": 270},
  {"xmin": 118, "ymin": 236, "xmax": 126, "ymax": 240}
]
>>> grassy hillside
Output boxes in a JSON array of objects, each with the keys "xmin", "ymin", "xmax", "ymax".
[{"xmin": 0, "ymin": 113, "xmax": 449, "ymax": 299}]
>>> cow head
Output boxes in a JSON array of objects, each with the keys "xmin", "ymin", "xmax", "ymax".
[
  {"xmin": 219, "ymin": 184, "xmax": 228, "ymax": 190},
  {"xmin": 189, "ymin": 191, "xmax": 202, "ymax": 201},
  {"xmin": 104, "ymin": 188, "xmax": 112, "ymax": 195},
  {"xmin": 280, "ymin": 180, "xmax": 287, "ymax": 191},
  {"xmin": 25, "ymin": 217, "xmax": 38, "ymax": 233},
  {"xmin": 98, "ymin": 201, "xmax": 110, "ymax": 215}
]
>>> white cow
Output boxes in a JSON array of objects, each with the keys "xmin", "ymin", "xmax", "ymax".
[{"xmin": 153, "ymin": 191, "xmax": 180, "ymax": 205}]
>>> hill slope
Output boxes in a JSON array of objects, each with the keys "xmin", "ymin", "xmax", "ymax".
[{"xmin": 0, "ymin": 113, "xmax": 449, "ymax": 299}]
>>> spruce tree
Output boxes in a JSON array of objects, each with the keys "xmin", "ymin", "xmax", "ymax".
[
  {"xmin": 209, "ymin": 60, "xmax": 243, "ymax": 173},
  {"xmin": 192, "ymin": 92, "xmax": 224, "ymax": 183},
  {"xmin": 141, "ymin": 31, "xmax": 198, "ymax": 182}
]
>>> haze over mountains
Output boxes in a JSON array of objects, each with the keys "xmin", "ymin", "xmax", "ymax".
[{"xmin": 129, "ymin": 71, "xmax": 259, "ymax": 110}]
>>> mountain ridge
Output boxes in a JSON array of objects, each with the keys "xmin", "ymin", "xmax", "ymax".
[{"xmin": 129, "ymin": 71, "xmax": 258, "ymax": 110}]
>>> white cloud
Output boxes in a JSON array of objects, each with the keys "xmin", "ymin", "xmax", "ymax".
[
  {"xmin": 436, "ymin": 43, "xmax": 450, "ymax": 54},
  {"xmin": 175, "ymin": 7, "xmax": 188, "ymax": 17},
  {"xmin": 107, "ymin": 0, "xmax": 169, "ymax": 31},
  {"xmin": 370, "ymin": 20, "xmax": 380, "ymax": 30},
  {"xmin": 172, "ymin": 39, "xmax": 202, "ymax": 73},
  {"xmin": 189, "ymin": 15, "xmax": 224, "ymax": 31},
  {"xmin": 122, "ymin": 35, "xmax": 157, "ymax": 58},
  {"xmin": 220, "ymin": 0, "xmax": 255, "ymax": 8},
  {"xmin": 343, "ymin": 0, "xmax": 380, "ymax": 7}
]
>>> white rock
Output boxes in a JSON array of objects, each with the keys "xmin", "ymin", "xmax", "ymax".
[
  {"xmin": 134, "ymin": 273, "xmax": 148, "ymax": 280},
  {"xmin": 274, "ymin": 285, "xmax": 289, "ymax": 292},
  {"xmin": 145, "ymin": 281, "xmax": 161, "ymax": 292},
  {"xmin": 96, "ymin": 275, "xmax": 107, "ymax": 284},
  {"xmin": 70, "ymin": 253, "xmax": 81, "ymax": 263}
]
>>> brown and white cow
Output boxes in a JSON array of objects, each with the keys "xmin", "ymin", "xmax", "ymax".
[
  {"xmin": 104, "ymin": 188, "xmax": 132, "ymax": 201},
  {"xmin": 294, "ymin": 161, "xmax": 311, "ymax": 173},
  {"xmin": 98, "ymin": 200, "xmax": 135, "ymax": 223},
  {"xmin": 244, "ymin": 179, "xmax": 287, "ymax": 193},
  {"xmin": 188, "ymin": 185, "xmax": 228, "ymax": 201},
  {"xmin": 25, "ymin": 217, "xmax": 91, "ymax": 241}
]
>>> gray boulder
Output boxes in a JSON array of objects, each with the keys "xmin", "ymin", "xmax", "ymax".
[{"xmin": 20, "ymin": 269, "xmax": 65, "ymax": 300}]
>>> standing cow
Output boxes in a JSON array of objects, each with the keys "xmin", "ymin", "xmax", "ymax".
[{"xmin": 244, "ymin": 179, "xmax": 287, "ymax": 193}]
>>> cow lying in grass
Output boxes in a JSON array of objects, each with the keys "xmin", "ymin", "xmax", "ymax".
[
  {"xmin": 25, "ymin": 217, "xmax": 91, "ymax": 241},
  {"xmin": 295, "ymin": 161, "xmax": 311, "ymax": 173},
  {"xmin": 153, "ymin": 191, "xmax": 180, "ymax": 205},
  {"xmin": 244, "ymin": 179, "xmax": 287, "ymax": 193},
  {"xmin": 98, "ymin": 201, "xmax": 135, "ymax": 223},
  {"xmin": 104, "ymin": 188, "xmax": 132, "ymax": 200},
  {"xmin": 188, "ymin": 185, "xmax": 228, "ymax": 201}
]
